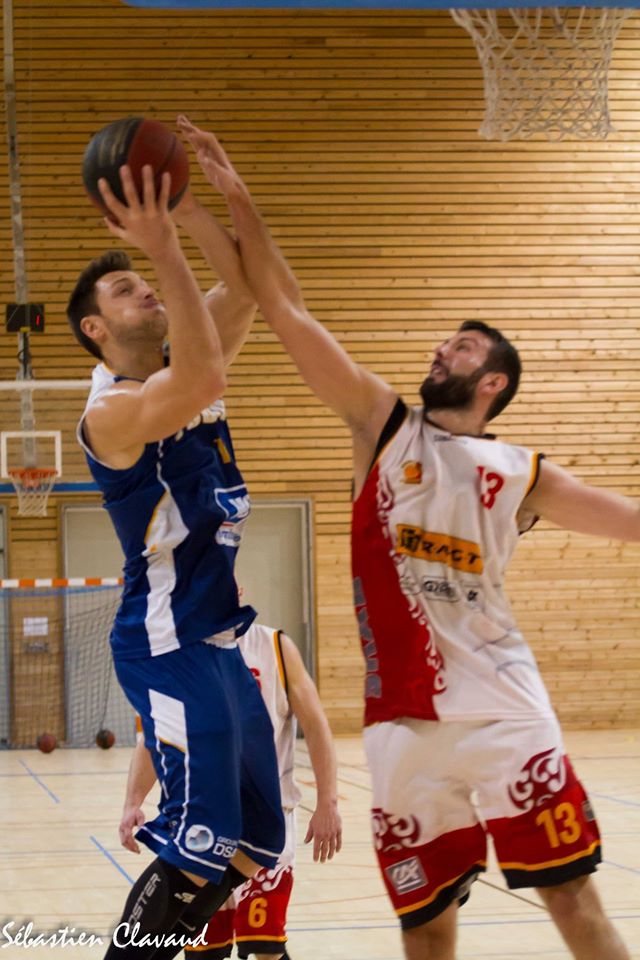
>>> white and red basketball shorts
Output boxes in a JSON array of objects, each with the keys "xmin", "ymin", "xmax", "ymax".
[
  {"xmin": 185, "ymin": 809, "xmax": 296, "ymax": 958},
  {"xmin": 364, "ymin": 716, "xmax": 601, "ymax": 930}
]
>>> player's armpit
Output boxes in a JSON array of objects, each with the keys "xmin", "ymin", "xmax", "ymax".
[{"xmin": 523, "ymin": 458, "xmax": 640, "ymax": 541}]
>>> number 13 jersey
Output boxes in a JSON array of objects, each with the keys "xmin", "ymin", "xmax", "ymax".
[{"xmin": 352, "ymin": 400, "xmax": 554, "ymax": 726}]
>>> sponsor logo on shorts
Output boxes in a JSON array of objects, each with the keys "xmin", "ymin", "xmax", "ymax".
[
  {"xmin": 212, "ymin": 837, "xmax": 237, "ymax": 859},
  {"xmin": 396, "ymin": 525, "xmax": 483, "ymax": 575},
  {"xmin": 582, "ymin": 799, "xmax": 596, "ymax": 822},
  {"xmin": 185, "ymin": 825, "xmax": 215, "ymax": 853},
  {"xmin": 385, "ymin": 857, "xmax": 428, "ymax": 896},
  {"xmin": 508, "ymin": 748, "xmax": 567, "ymax": 813}
]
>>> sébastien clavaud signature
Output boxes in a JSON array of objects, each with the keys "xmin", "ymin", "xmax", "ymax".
[{"xmin": 1, "ymin": 919, "xmax": 208, "ymax": 950}]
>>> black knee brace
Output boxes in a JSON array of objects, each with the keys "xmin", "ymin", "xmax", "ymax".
[
  {"xmin": 143, "ymin": 865, "xmax": 249, "ymax": 960},
  {"xmin": 103, "ymin": 857, "xmax": 202, "ymax": 959}
]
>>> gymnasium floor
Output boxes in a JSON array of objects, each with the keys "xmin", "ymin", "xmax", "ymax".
[{"xmin": 1, "ymin": 730, "xmax": 638, "ymax": 959}]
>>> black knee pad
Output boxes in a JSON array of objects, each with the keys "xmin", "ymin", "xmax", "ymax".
[{"xmin": 104, "ymin": 857, "xmax": 202, "ymax": 959}]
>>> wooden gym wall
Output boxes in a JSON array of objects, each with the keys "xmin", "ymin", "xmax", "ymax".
[{"xmin": 0, "ymin": 0, "xmax": 639, "ymax": 734}]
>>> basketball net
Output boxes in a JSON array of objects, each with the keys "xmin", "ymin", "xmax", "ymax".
[
  {"xmin": 450, "ymin": 7, "xmax": 631, "ymax": 141},
  {"xmin": 9, "ymin": 467, "xmax": 57, "ymax": 517}
]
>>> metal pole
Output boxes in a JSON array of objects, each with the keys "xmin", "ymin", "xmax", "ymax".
[{"xmin": 4, "ymin": 0, "xmax": 36, "ymax": 467}]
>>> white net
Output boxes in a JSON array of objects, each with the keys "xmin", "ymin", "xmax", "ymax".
[
  {"xmin": 9, "ymin": 467, "xmax": 57, "ymax": 517},
  {"xmin": 450, "ymin": 7, "xmax": 632, "ymax": 141},
  {"xmin": 0, "ymin": 583, "xmax": 135, "ymax": 748}
]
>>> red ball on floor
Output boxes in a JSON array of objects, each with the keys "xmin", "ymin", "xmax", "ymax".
[
  {"xmin": 37, "ymin": 732, "xmax": 57, "ymax": 753},
  {"xmin": 95, "ymin": 728, "xmax": 116, "ymax": 750}
]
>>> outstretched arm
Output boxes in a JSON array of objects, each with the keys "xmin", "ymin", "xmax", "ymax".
[
  {"xmin": 173, "ymin": 121, "xmax": 257, "ymax": 367},
  {"xmin": 281, "ymin": 634, "xmax": 342, "ymax": 863},
  {"xmin": 119, "ymin": 737, "xmax": 158, "ymax": 854},
  {"xmin": 178, "ymin": 119, "xmax": 397, "ymax": 450},
  {"xmin": 524, "ymin": 459, "xmax": 640, "ymax": 540}
]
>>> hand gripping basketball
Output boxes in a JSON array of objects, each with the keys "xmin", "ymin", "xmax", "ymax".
[{"xmin": 98, "ymin": 165, "xmax": 178, "ymax": 260}]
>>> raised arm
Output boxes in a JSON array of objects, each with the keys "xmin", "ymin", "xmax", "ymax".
[
  {"xmin": 180, "ymin": 121, "xmax": 397, "ymax": 450},
  {"xmin": 83, "ymin": 165, "xmax": 226, "ymax": 465},
  {"xmin": 119, "ymin": 737, "xmax": 158, "ymax": 854},
  {"xmin": 173, "ymin": 120, "xmax": 257, "ymax": 367},
  {"xmin": 523, "ymin": 459, "xmax": 640, "ymax": 540},
  {"xmin": 281, "ymin": 634, "xmax": 342, "ymax": 863}
]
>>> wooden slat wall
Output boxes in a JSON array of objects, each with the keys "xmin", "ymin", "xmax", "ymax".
[{"xmin": 0, "ymin": 0, "xmax": 639, "ymax": 732}]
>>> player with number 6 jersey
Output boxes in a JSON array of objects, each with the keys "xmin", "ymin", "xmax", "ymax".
[{"xmin": 120, "ymin": 622, "xmax": 342, "ymax": 960}]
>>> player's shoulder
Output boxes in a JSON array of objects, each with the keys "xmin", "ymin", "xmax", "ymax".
[
  {"xmin": 243, "ymin": 622, "xmax": 279, "ymax": 643},
  {"xmin": 239, "ymin": 622, "xmax": 281, "ymax": 664},
  {"xmin": 86, "ymin": 363, "xmax": 117, "ymax": 405},
  {"xmin": 85, "ymin": 364, "xmax": 144, "ymax": 412}
]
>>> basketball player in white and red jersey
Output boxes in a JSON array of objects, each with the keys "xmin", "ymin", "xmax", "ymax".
[
  {"xmin": 120, "ymin": 622, "xmax": 342, "ymax": 960},
  {"xmin": 177, "ymin": 116, "xmax": 636, "ymax": 960}
]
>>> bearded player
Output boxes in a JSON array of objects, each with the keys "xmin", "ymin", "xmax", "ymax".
[{"xmin": 177, "ymin": 116, "xmax": 636, "ymax": 960}]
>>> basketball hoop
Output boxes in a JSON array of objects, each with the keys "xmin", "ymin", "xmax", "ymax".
[
  {"xmin": 450, "ymin": 7, "xmax": 632, "ymax": 141},
  {"xmin": 9, "ymin": 467, "xmax": 57, "ymax": 517}
]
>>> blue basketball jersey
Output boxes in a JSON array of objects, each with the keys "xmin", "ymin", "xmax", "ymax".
[{"xmin": 78, "ymin": 364, "xmax": 256, "ymax": 660}]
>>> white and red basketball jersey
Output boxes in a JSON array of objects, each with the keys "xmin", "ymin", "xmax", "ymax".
[
  {"xmin": 238, "ymin": 623, "xmax": 302, "ymax": 810},
  {"xmin": 352, "ymin": 401, "xmax": 554, "ymax": 726}
]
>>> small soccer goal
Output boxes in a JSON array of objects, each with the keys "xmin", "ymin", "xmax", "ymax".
[{"xmin": 0, "ymin": 579, "xmax": 135, "ymax": 749}]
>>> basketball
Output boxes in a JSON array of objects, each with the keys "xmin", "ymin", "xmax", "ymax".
[
  {"xmin": 95, "ymin": 728, "xmax": 116, "ymax": 750},
  {"xmin": 37, "ymin": 732, "xmax": 57, "ymax": 754},
  {"xmin": 82, "ymin": 117, "xmax": 189, "ymax": 215}
]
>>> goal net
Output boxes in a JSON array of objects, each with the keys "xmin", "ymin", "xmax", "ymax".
[
  {"xmin": 0, "ymin": 581, "xmax": 135, "ymax": 748},
  {"xmin": 450, "ymin": 7, "xmax": 632, "ymax": 141}
]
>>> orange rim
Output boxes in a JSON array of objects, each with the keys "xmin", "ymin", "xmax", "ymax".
[{"xmin": 8, "ymin": 467, "xmax": 57, "ymax": 490}]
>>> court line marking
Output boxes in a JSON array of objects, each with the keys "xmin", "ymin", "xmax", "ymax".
[
  {"xmin": 477, "ymin": 877, "xmax": 546, "ymax": 910},
  {"xmin": 0, "ymin": 770, "xmax": 131, "ymax": 778},
  {"xmin": 17, "ymin": 759, "xmax": 60, "ymax": 804},
  {"xmin": 603, "ymin": 858, "xmax": 640, "ymax": 876},
  {"xmin": 592, "ymin": 792, "xmax": 640, "ymax": 809},
  {"xmin": 89, "ymin": 835, "xmax": 135, "ymax": 885},
  {"xmin": 286, "ymin": 911, "xmax": 640, "ymax": 933}
]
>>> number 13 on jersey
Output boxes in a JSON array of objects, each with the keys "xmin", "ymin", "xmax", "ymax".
[{"xmin": 477, "ymin": 466, "xmax": 505, "ymax": 509}]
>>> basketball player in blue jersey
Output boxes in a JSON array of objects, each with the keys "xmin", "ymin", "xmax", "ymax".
[
  {"xmin": 67, "ymin": 153, "xmax": 284, "ymax": 958},
  {"xmin": 181, "ymin": 121, "xmax": 637, "ymax": 960}
]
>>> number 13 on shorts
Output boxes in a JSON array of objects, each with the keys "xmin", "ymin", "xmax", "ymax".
[
  {"xmin": 536, "ymin": 802, "xmax": 582, "ymax": 848},
  {"xmin": 490, "ymin": 778, "xmax": 602, "ymax": 890}
]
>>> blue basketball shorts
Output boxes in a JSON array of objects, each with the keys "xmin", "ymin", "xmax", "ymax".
[{"xmin": 115, "ymin": 639, "xmax": 285, "ymax": 884}]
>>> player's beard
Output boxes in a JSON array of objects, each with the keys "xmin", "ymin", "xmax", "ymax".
[{"xmin": 419, "ymin": 365, "xmax": 486, "ymax": 413}]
